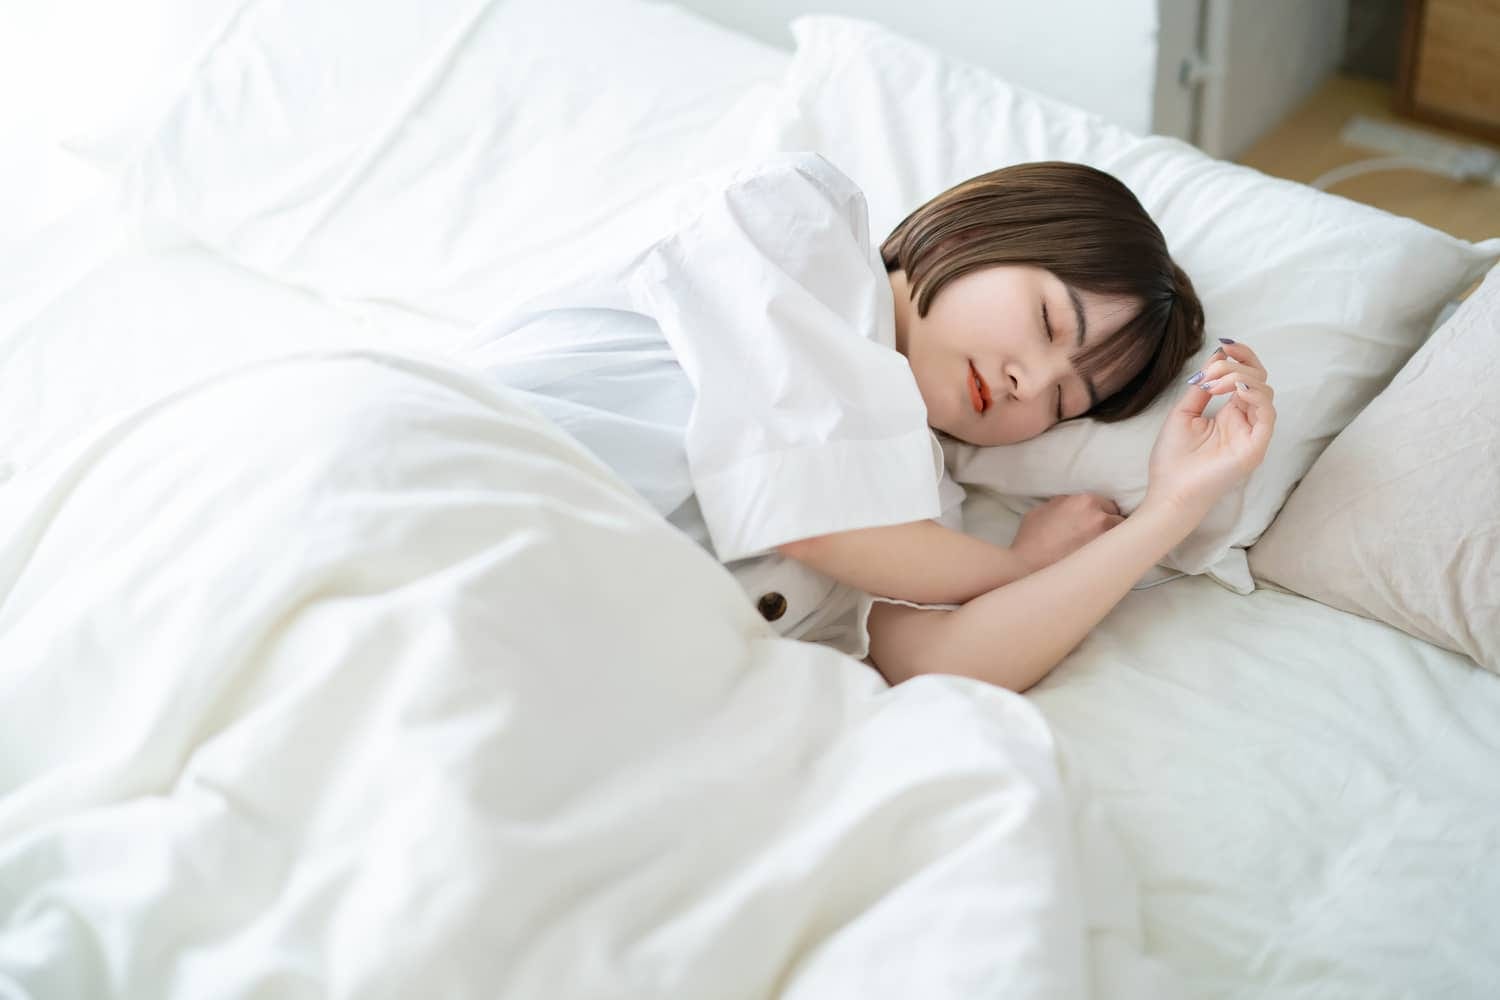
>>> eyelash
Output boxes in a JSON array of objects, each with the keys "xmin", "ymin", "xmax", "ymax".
[{"xmin": 1042, "ymin": 302, "xmax": 1063, "ymax": 422}]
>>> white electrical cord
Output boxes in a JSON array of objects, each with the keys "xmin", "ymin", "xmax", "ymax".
[
  {"xmin": 1312, "ymin": 155, "xmax": 1456, "ymax": 191},
  {"xmin": 1310, "ymin": 150, "xmax": 1500, "ymax": 191}
]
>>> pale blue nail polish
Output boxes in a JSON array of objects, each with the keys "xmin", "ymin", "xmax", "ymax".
[
  {"xmin": 1186, "ymin": 370, "xmax": 1205, "ymax": 385},
  {"xmin": 1201, "ymin": 379, "xmax": 1219, "ymax": 390}
]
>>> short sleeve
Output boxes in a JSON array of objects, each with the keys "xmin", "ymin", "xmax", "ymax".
[
  {"xmin": 728, "ymin": 429, "xmax": 967, "ymax": 661},
  {"xmin": 629, "ymin": 153, "xmax": 941, "ymax": 562}
]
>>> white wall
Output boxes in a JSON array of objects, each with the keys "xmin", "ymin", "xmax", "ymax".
[
  {"xmin": 677, "ymin": 0, "xmax": 1349, "ymax": 160},
  {"xmin": 676, "ymin": 0, "xmax": 1163, "ymax": 136}
]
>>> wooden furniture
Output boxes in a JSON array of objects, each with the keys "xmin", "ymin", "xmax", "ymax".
[{"xmin": 1397, "ymin": 0, "xmax": 1500, "ymax": 142}]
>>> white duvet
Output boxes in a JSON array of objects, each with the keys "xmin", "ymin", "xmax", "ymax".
[{"xmin": 0, "ymin": 347, "xmax": 1172, "ymax": 998}]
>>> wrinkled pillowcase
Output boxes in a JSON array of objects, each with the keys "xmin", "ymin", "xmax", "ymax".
[{"xmin": 1249, "ymin": 267, "xmax": 1500, "ymax": 673}]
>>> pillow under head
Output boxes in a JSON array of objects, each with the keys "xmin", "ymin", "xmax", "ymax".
[{"xmin": 751, "ymin": 15, "xmax": 1500, "ymax": 593}]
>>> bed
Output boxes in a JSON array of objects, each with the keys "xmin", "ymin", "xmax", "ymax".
[{"xmin": 3, "ymin": 2, "xmax": 1498, "ymax": 998}]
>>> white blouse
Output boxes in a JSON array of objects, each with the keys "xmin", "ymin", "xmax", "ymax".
[{"xmin": 461, "ymin": 152, "xmax": 964, "ymax": 658}]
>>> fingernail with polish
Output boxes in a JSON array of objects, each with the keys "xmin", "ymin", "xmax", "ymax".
[
  {"xmin": 1219, "ymin": 337, "xmax": 1236, "ymax": 345},
  {"xmin": 1187, "ymin": 370, "xmax": 1205, "ymax": 385},
  {"xmin": 1201, "ymin": 380, "xmax": 1219, "ymax": 390}
]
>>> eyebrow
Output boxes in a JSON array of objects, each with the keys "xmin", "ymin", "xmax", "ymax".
[{"xmin": 1064, "ymin": 282, "xmax": 1100, "ymax": 410}]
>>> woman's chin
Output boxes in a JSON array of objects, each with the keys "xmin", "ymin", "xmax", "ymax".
[{"xmin": 951, "ymin": 423, "xmax": 1044, "ymax": 448}]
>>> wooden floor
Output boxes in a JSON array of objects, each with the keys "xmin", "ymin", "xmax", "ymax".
[{"xmin": 1237, "ymin": 75, "xmax": 1500, "ymax": 244}]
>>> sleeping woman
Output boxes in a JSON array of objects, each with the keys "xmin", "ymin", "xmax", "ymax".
[{"xmin": 465, "ymin": 152, "xmax": 1275, "ymax": 692}]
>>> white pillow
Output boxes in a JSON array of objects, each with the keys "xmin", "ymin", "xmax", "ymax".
[
  {"xmin": 118, "ymin": 0, "xmax": 787, "ymax": 329},
  {"xmin": 1247, "ymin": 265, "xmax": 1500, "ymax": 672},
  {"xmin": 749, "ymin": 15, "xmax": 1500, "ymax": 593}
]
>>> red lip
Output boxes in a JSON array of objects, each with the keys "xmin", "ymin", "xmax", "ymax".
[{"xmin": 968, "ymin": 362, "xmax": 992, "ymax": 414}]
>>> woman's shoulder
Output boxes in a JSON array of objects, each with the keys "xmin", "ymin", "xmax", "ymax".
[
  {"xmin": 709, "ymin": 151, "xmax": 868, "ymax": 227},
  {"xmin": 620, "ymin": 151, "xmax": 859, "ymax": 228},
  {"xmin": 720, "ymin": 151, "xmax": 861, "ymax": 199},
  {"xmin": 646, "ymin": 151, "xmax": 875, "ymax": 269}
]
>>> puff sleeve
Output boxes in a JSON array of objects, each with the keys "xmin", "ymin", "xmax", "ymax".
[{"xmin": 628, "ymin": 153, "xmax": 943, "ymax": 562}]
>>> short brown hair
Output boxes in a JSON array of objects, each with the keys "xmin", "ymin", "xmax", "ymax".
[{"xmin": 880, "ymin": 161, "xmax": 1204, "ymax": 423}]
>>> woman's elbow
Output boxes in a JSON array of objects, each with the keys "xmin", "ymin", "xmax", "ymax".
[{"xmin": 869, "ymin": 603, "xmax": 1062, "ymax": 694}]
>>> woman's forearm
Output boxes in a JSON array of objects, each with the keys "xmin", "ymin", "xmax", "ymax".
[
  {"xmin": 867, "ymin": 498, "xmax": 1200, "ymax": 691},
  {"xmin": 778, "ymin": 518, "xmax": 1032, "ymax": 605}
]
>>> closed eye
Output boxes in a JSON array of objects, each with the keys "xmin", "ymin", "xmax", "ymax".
[{"xmin": 1042, "ymin": 301, "xmax": 1063, "ymax": 422}]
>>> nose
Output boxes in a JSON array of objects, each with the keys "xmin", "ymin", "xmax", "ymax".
[
  {"xmin": 1004, "ymin": 361, "xmax": 1043, "ymax": 401},
  {"xmin": 1005, "ymin": 353, "xmax": 1068, "ymax": 401}
]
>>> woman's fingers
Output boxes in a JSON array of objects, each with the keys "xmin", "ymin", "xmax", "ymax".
[
  {"xmin": 1199, "ymin": 367, "xmax": 1276, "ymax": 430},
  {"xmin": 1199, "ymin": 368, "xmax": 1272, "ymax": 401},
  {"xmin": 1183, "ymin": 338, "xmax": 1280, "ymax": 467},
  {"xmin": 1222, "ymin": 379, "xmax": 1277, "ymax": 463},
  {"xmin": 1212, "ymin": 339, "xmax": 1267, "ymax": 375},
  {"xmin": 1250, "ymin": 385, "xmax": 1277, "ymax": 452},
  {"xmin": 1184, "ymin": 340, "xmax": 1268, "ymax": 400},
  {"xmin": 1235, "ymin": 378, "xmax": 1276, "ymax": 426},
  {"xmin": 1224, "ymin": 379, "xmax": 1277, "ymax": 455},
  {"xmin": 1198, "ymin": 356, "xmax": 1271, "ymax": 393}
]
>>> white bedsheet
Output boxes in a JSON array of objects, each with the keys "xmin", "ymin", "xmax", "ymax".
[
  {"xmin": 963, "ymin": 491, "xmax": 1500, "ymax": 997},
  {"xmin": 0, "ymin": 339, "xmax": 1177, "ymax": 998},
  {"xmin": 1041, "ymin": 575, "xmax": 1500, "ymax": 997}
]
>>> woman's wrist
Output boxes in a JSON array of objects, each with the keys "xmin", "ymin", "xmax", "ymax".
[
  {"xmin": 1134, "ymin": 493, "xmax": 1208, "ymax": 545},
  {"xmin": 927, "ymin": 495, "xmax": 1200, "ymax": 691},
  {"xmin": 1007, "ymin": 541, "xmax": 1038, "ymax": 578}
]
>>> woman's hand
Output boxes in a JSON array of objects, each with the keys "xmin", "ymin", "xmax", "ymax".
[
  {"xmin": 1011, "ymin": 492, "xmax": 1125, "ymax": 573},
  {"xmin": 1145, "ymin": 340, "xmax": 1277, "ymax": 520}
]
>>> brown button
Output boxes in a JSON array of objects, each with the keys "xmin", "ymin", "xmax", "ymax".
[{"xmin": 756, "ymin": 591, "xmax": 788, "ymax": 622}]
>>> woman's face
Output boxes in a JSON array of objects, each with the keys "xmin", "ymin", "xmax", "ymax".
[{"xmin": 892, "ymin": 265, "xmax": 1141, "ymax": 446}]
